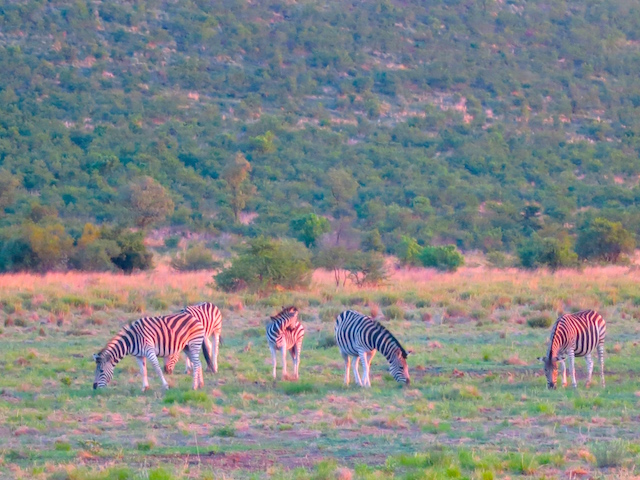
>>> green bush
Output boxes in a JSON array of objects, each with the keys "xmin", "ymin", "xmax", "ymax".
[
  {"xmin": 215, "ymin": 237, "xmax": 311, "ymax": 292},
  {"xmin": 171, "ymin": 243, "xmax": 221, "ymax": 271},
  {"xmin": 383, "ymin": 305, "xmax": 405, "ymax": 320},
  {"xmin": 69, "ymin": 240, "xmax": 121, "ymax": 272},
  {"xmin": 526, "ymin": 315, "xmax": 554, "ymax": 328},
  {"xmin": 102, "ymin": 228, "xmax": 153, "ymax": 273},
  {"xmin": 345, "ymin": 251, "xmax": 387, "ymax": 287},
  {"xmin": 576, "ymin": 218, "xmax": 635, "ymax": 263},
  {"xmin": 418, "ymin": 245, "xmax": 465, "ymax": 272},
  {"xmin": 290, "ymin": 213, "xmax": 331, "ymax": 248},
  {"xmin": 518, "ymin": 235, "xmax": 578, "ymax": 270}
]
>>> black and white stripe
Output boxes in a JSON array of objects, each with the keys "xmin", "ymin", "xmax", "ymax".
[
  {"xmin": 164, "ymin": 302, "xmax": 222, "ymax": 374},
  {"xmin": 266, "ymin": 306, "xmax": 305, "ymax": 380},
  {"xmin": 538, "ymin": 309, "xmax": 606, "ymax": 389},
  {"xmin": 93, "ymin": 312, "xmax": 206, "ymax": 391},
  {"xmin": 335, "ymin": 310, "xmax": 411, "ymax": 387}
]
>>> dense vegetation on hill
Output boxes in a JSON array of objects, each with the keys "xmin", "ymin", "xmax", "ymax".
[{"xmin": 1, "ymin": 0, "xmax": 640, "ymax": 270}]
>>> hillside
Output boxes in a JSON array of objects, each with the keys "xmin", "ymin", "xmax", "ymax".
[{"xmin": 1, "ymin": 0, "xmax": 640, "ymax": 260}]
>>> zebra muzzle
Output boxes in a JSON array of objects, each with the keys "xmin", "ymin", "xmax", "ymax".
[{"xmin": 93, "ymin": 383, "xmax": 98, "ymax": 390}]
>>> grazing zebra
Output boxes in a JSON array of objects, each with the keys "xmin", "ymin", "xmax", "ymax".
[
  {"xmin": 335, "ymin": 310, "xmax": 411, "ymax": 387},
  {"xmin": 93, "ymin": 311, "xmax": 210, "ymax": 391},
  {"xmin": 537, "ymin": 309, "xmax": 607, "ymax": 389},
  {"xmin": 164, "ymin": 302, "xmax": 222, "ymax": 375},
  {"xmin": 265, "ymin": 306, "xmax": 305, "ymax": 380}
]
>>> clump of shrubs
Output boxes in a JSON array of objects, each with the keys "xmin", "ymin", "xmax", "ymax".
[
  {"xmin": 171, "ymin": 243, "xmax": 221, "ymax": 271},
  {"xmin": 526, "ymin": 315, "xmax": 554, "ymax": 329},
  {"xmin": 383, "ymin": 305, "xmax": 405, "ymax": 320}
]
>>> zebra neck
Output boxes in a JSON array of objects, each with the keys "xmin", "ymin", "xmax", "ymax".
[
  {"xmin": 104, "ymin": 329, "xmax": 132, "ymax": 363},
  {"xmin": 374, "ymin": 336, "xmax": 402, "ymax": 362},
  {"xmin": 274, "ymin": 316, "xmax": 295, "ymax": 330}
]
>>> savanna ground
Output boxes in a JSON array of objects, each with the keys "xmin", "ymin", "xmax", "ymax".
[{"xmin": 2, "ymin": 265, "xmax": 640, "ymax": 479}]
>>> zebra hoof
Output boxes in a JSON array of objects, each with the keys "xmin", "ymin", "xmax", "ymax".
[{"xmin": 142, "ymin": 386, "xmax": 149, "ymax": 392}]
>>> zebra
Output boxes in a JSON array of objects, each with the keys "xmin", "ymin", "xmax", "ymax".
[
  {"xmin": 265, "ymin": 306, "xmax": 305, "ymax": 380},
  {"xmin": 93, "ymin": 311, "xmax": 211, "ymax": 391},
  {"xmin": 335, "ymin": 310, "xmax": 411, "ymax": 387},
  {"xmin": 537, "ymin": 309, "xmax": 606, "ymax": 389},
  {"xmin": 164, "ymin": 302, "xmax": 222, "ymax": 375}
]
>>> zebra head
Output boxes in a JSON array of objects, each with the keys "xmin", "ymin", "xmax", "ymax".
[
  {"xmin": 389, "ymin": 349, "xmax": 412, "ymax": 386},
  {"xmin": 93, "ymin": 352, "xmax": 115, "ymax": 389},
  {"xmin": 275, "ymin": 305, "xmax": 299, "ymax": 325},
  {"xmin": 537, "ymin": 356, "xmax": 559, "ymax": 389}
]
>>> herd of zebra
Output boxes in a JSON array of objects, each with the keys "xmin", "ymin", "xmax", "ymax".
[{"xmin": 93, "ymin": 302, "xmax": 607, "ymax": 391}]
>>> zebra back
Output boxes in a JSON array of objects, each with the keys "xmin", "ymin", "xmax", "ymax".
[
  {"xmin": 547, "ymin": 309, "xmax": 606, "ymax": 360},
  {"xmin": 97, "ymin": 312, "xmax": 204, "ymax": 363},
  {"xmin": 183, "ymin": 302, "xmax": 222, "ymax": 337}
]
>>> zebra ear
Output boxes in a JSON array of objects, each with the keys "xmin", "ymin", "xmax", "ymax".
[
  {"xmin": 537, "ymin": 357, "xmax": 545, "ymax": 363},
  {"xmin": 93, "ymin": 353, "xmax": 99, "ymax": 361},
  {"xmin": 406, "ymin": 350, "xmax": 414, "ymax": 356}
]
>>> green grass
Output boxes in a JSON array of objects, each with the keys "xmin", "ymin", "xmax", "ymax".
[{"xmin": 2, "ymin": 270, "xmax": 640, "ymax": 478}]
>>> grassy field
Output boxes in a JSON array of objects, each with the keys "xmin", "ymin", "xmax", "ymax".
[{"xmin": 2, "ymin": 266, "xmax": 640, "ymax": 479}]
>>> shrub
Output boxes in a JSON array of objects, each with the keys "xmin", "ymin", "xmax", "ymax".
[
  {"xmin": 377, "ymin": 294, "xmax": 399, "ymax": 306},
  {"xmin": 215, "ymin": 237, "xmax": 311, "ymax": 292},
  {"xmin": 383, "ymin": 305, "xmax": 405, "ymax": 320},
  {"xmin": 592, "ymin": 441, "xmax": 628, "ymax": 468},
  {"xmin": 396, "ymin": 236, "xmax": 422, "ymax": 266},
  {"xmin": 69, "ymin": 239, "xmax": 121, "ymax": 271},
  {"xmin": 171, "ymin": 243, "xmax": 221, "ymax": 271},
  {"xmin": 290, "ymin": 213, "xmax": 331, "ymax": 248},
  {"xmin": 319, "ymin": 306, "xmax": 343, "ymax": 323},
  {"xmin": 418, "ymin": 245, "xmax": 464, "ymax": 272},
  {"xmin": 518, "ymin": 235, "xmax": 578, "ymax": 270},
  {"xmin": 164, "ymin": 236, "xmax": 180, "ymax": 248},
  {"xmin": 576, "ymin": 218, "xmax": 635, "ymax": 263},
  {"xmin": 212, "ymin": 426, "xmax": 236, "ymax": 437},
  {"xmin": 102, "ymin": 228, "xmax": 153, "ymax": 273},
  {"xmin": 526, "ymin": 315, "xmax": 553, "ymax": 328},
  {"xmin": 316, "ymin": 334, "xmax": 337, "ymax": 349},
  {"xmin": 345, "ymin": 251, "xmax": 387, "ymax": 287}
]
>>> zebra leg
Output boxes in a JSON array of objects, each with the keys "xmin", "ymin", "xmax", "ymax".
[
  {"xmin": 294, "ymin": 341, "xmax": 302, "ymax": 380},
  {"xmin": 136, "ymin": 357, "xmax": 149, "ymax": 391},
  {"xmin": 560, "ymin": 359, "xmax": 567, "ymax": 387},
  {"xmin": 585, "ymin": 353, "xmax": 594, "ymax": 387},
  {"xmin": 342, "ymin": 354, "xmax": 351, "ymax": 386},
  {"xmin": 568, "ymin": 351, "xmax": 577, "ymax": 388},
  {"xmin": 359, "ymin": 352, "xmax": 371, "ymax": 388},
  {"xmin": 184, "ymin": 351, "xmax": 192, "ymax": 375},
  {"xmin": 212, "ymin": 334, "xmax": 219, "ymax": 373},
  {"xmin": 269, "ymin": 345, "xmax": 277, "ymax": 379},
  {"xmin": 281, "ymin": 345, "xmax": 288, "ymax": 380},
  {"xmin": 186, "ymin": 344, "xmax": 204, "ymax": 390},
  {"xmin": 367, "ymin": 351, "xmax": 376, "ymax": 368},
  {"xmin": 598, "ymin": 344, "xmax": 605, "ymax": 387},
  {"xmin": 146, "ymin": 350, "xmax": 169, "ymax": 390},
  {"xmin": 353, "ymin": 356, "xmax": 363, "ymax": 386}
]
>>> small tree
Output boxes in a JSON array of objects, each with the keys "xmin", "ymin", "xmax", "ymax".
[
  {"xmin": 397, "ymin": 236, "xmax": 422, "ymax": 266},
  {"xmin": 126, "ymin": 176, "xmax": 174, "ymax": 228},
  {"xmin": 518, "ymin": 235, "xmax": 578, "ymax": 270},
  {"xmin": 290, "ymin": 213, "xmax": 331, "ymax": 248},
  {"xmin": 418, "ymin": 245, "xmax": 465, "ymax": 272},
  {"xmin": 575, "ymin": 218, "xmax": 635, "ymax": 263},
  {"xmin": 102, "ymin": 228, "xmax": 153, "ymax": 273},
  {"xmin": 313, "ymin": 246, "xmax": 350, "ymax": 287},
  {"xmin": 361, "ymin": 229, "xmax": 385, "ymax": 253},
  {"xmin": 0, "ymin": 169, "xmax": 19, "ymax": 215},
  {"xmin": 25, "ymin": 223, "xmax": 74, "ymax": 271},
  {"xmin": 345, "ymin": 251, "xmax": 387, "ymax": 287},
  {"xmin": 171, "ymin": 243, "xmax": 222, "ymax": 271},
  {"xmin": 215, "ymin": 237, "xmax": 311, "ymax": 292},
  {"xmin": 222, "ymin": 153, "xmax": 255, "ymax": 223}
]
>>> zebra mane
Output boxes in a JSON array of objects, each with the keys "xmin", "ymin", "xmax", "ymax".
[
  {"xmin": 369, "ymin": 317, "xmax": 408, "ymax": 358},
  {"xmin": 270, "ymin": 305, "xmax": 298, "ymax": 322},
  {"xmin": 546, "ymin": 315, "xmax": 563, "ymax": 360}
]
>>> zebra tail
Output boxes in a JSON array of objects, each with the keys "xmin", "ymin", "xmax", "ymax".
[{"xmin": 201, "ymin": 339, "xmax": 214, "ymax": 373}]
